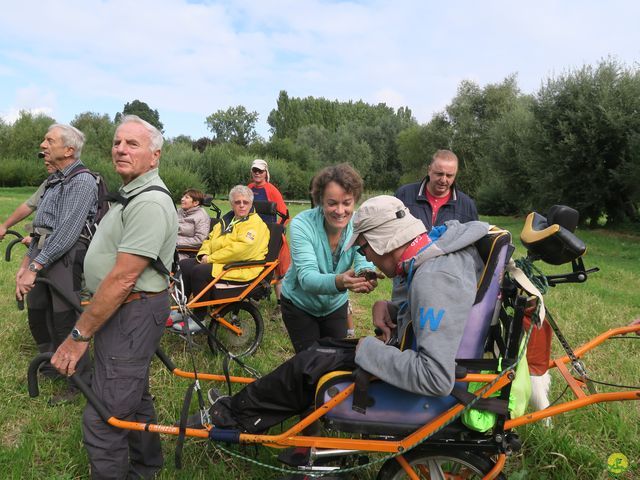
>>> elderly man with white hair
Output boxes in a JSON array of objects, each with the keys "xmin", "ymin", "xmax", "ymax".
[
  {"xmin": 16, "ymin": 123, "xmax": 98, "ymax": 406},
  {"xmin": 186, "ymin": 195, "xmax": 490, "ymax": 434}
]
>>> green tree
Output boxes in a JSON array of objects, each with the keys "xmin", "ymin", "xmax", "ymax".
[
  {"xmin": 396, "ymin": 114, "xmax": 452, "ymax": 185},
  {"xmin": 4, "ymin": 110, "xmax": 55, "ymax": 160},
  {"xmin": 444, "ymin": 76, "xmax": 522, "ymax": 197},
  {"xmin": 115, "ymin": 100, "xmax": 164, "ymax": 132},
  {"xmin": 170, "ymin": 134, "xmax": 193, "ymax": 146},
  {"xmin": 71, "ymin": 112, "xmax": 115, "ymax": 160},
  {"xmin": 266, "ymin": 91, "xmax": 416, "ymax": 184},
  {"xmin": 530, "ymin": 58, "xmax": 640, "ymax": 225},
  {"xmin": 205, "ymin": 105, "xmax": 259, "ymax": 146},
  {"xmin": 475, "ymin": 97, "xmax": 537, "ymax": 215}
]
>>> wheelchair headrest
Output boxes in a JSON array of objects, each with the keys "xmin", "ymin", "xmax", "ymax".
[
  {"xmin": 547, "ymin": 205, "xmax": 579, "ymax": 233},
  {"xmin": 520, "ymin": 206, "xmax": 586, "ymax": 265},
  {"xmin": 253, "ymin": 200, "xmax": 277, "ymax": 216},
  {"xmin": 201, "ymin": 194, "xmax": 214, "ymax": 207}
]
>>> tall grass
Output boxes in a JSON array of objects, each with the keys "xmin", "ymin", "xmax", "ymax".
[{"xmin": 0, "ymin": 190, "xmax": 638, "ymax": 479}]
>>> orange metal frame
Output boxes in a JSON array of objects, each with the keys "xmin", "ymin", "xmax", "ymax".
[
  {"xmin": 93, "ymin": 323, "xmax": 640, "ymax": 479},
  {"xmin": 172, "ymin": 260, "xmax": 279, "ymax": 336}
]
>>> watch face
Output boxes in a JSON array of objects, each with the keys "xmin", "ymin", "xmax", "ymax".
[{"xmin": 71, "ymin": 328, "xmax": 90, "ymax": 342}]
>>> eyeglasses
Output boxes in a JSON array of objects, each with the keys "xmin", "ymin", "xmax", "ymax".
[
  {"xmin": 233, "ymin": 200, "xmax": 251, "ymax": 206},
  {"xmin": 357, "ymin": 241, "xmax": 369, "ymax": 257},
  {"xmin": 251, "ymin": 168, "xmax": 265, "ymax": 174}
]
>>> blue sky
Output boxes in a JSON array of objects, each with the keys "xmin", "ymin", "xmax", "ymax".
[{"xmin": 1, "ymin": 0, "xmax": 639, "ymax": 140}]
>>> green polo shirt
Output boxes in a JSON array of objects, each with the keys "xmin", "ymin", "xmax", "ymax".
[{"xmin": 84, "ymin": 169, "xmax": 178, "ymax": 294}]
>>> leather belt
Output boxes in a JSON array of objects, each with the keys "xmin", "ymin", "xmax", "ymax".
[{"xmin": 123, "ymin": 290, "xmax": 165, "ymax": 304}]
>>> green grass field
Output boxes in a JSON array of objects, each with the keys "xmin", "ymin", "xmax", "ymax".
[{"xmin": 0, "ymin": 188, "xmax": 638, "ymax": 479}]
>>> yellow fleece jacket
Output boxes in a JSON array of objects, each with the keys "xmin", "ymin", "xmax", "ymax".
[{"xmin": 197, "ymin": 213, "xmax": 269, "ymax": 282}]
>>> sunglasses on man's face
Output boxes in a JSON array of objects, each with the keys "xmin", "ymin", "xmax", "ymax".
[
  {"xmin": 357, "ymin": 241, "xmax": 369, "ymax": 257},
  {"xmin": 252, "ymin": 168, "xmax": 265, "ymax": 174}
]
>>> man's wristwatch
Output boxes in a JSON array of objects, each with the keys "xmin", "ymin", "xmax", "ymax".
[
  {"xmin": 28, "ymin": 262, "xmax": 41, "ymax": 273},
  {"xmin": 71, "ymin": 327, "xmax": 91, "ymax": 342}
]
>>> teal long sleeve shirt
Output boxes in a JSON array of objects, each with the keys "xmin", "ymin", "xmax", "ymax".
[{"xmin": 281, "ymin": 206, "xmax": 375, "ymax": 317}]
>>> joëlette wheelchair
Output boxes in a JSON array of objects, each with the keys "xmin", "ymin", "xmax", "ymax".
[
  {"xmin": 28, "ymin": 206, "xmax": 640, "ymax": 479},
  {"xmin": 171, "ymin": 198, "xmax": 285, "ymax": 358}
]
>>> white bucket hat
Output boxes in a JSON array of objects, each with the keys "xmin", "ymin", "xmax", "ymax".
[{"xmin": 344, "ymin": 195, "xmax": 426, "ymax": 255}]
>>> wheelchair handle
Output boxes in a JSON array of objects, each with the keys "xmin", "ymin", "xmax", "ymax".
[
  {"xmin": 28, "ymin": 352, "xmax": 112, "ymax": 423},
  {"xmin": 4, "ymin": 230, "xmax": 25, "ymax": 262}
]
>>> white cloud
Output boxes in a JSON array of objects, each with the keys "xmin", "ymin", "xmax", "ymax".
[{"xmin": 0, "ymin": 0, "xmax": 639, "ymax": 137}]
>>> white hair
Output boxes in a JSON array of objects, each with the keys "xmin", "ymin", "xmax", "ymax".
[
  {"xmin": 229, "ymin": 185, "xmax": 254, "ymax": 203},
  {"xmin": 116, "ymin": 114, "xmax": 164, "ymax": 153},
  {"xmin": 48, "ymin": 124, "xmax": 85, "ymax": 160}
]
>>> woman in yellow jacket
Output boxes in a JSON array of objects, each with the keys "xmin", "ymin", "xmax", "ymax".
[{"xmin": 173, "ymin": 185, "xmax": 269, "ymax": 332}]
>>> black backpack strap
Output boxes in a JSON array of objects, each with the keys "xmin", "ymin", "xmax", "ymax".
[
  {"xmin": 104, "ymin": 185, "xmax": 171, "ymax": 209},
  {"xmin": 351, "ymin": 368, "xmax": 375, "ymax": 414},
  {"xmin": 451, "ymin": 387, "xmax": 509, "ymax": 415},
  {"xmin": 107, "ymin": 186, "xmax": 175, "ymax": 277},
  {"xmin": 63, "ymin": 164, "xmax": 93, "ymax": 184},
  {"xmin": 175, "ymin": 381, "xmax": 196, "ymax": 469}
]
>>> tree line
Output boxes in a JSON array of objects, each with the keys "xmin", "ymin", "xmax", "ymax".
[{"xmin": 0, "ymin": 58, "xmax": 638, "ymax": 226}]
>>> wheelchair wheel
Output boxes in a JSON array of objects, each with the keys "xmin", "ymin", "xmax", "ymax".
[
  {"xmin": 377, "ymin": 448, "xmax": 504, "ymax": 480},
  {"xmin": 208, "ymin": 301, "xmax": 264, "ymax": 357}
]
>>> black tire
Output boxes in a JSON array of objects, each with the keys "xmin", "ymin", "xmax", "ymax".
[
  {"xmin": 377, "ymin": 448, "xmax": 505, "ymax": 480},
  {"xmin": 208, "ymin": 301, "xmax": 264, "ymax": 357}
]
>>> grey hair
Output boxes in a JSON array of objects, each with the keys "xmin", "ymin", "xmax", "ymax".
[
  {"xmin": 229, "ymin": 185, "xmax": 254, "ymax": 203},
  {"xmin": 116, "ymin": 114, "xmax": 164, "ymax": 152},
  {"xmin": 48, "ymin": 124, "xmax": 85, "ymax": 160}
]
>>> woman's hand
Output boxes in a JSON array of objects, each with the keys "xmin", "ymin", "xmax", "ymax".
[{"xmin": 336, "ymin": 269, "xmax": 377, "ymax": 293}]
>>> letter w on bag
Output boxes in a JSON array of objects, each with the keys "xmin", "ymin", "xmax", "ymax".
[{"xmin": 418, "ymin": 307, "xmax": 445, "ymax": 331}]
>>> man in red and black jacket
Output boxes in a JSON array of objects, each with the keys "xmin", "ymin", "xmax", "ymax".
[{"xmin": 395, "ymin": 149, "xmax": 478, "ymax": 231}]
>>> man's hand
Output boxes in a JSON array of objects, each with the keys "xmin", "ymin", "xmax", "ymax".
[
  {"xmin": 51, "ymin": 337, "xmax": 89, "ymax": 377},
  {"xmin": 20, "ymin": 236, "xmax": 32, "ymax": 246},
  {"xmin": 372, "ymin": 300, "xmax": 396, "ymax": 343},
  {"xmin": 16, "ymin": 269, "xmax": 37, "ymax": 301},
  {"xmin": 0, "ymin": 224, "xmax": 7, "ymax": 240}
]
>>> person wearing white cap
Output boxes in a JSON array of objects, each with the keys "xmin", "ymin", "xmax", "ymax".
[
  {"xmin": 247, "ymin": 158, "xmax": 290, "ymax": 303},
  {"xmin": 248, "ymin": 159, "xmax": 288, "ymax": 224},
  {"xmin": 188, "ymin": 195, "xmax": 490, "ymax": 435}
]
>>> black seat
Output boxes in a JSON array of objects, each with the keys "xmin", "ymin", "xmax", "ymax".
[{"xmin": 253, "ymin": 200, "xmax": 289, "ymax": 225}]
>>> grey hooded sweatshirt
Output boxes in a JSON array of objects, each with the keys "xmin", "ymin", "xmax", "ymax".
[{"xmin": 355, "ymin": 220, "xmax": 489, "ymax": 397}]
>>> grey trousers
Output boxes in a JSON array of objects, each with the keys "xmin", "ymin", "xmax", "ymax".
[{"xmin": 82, "ymin": 291, "xmax": 169, "ymax": 480}]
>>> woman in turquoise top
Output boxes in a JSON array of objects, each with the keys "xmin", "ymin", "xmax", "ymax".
[{"xmin": 280, "ymin": 164, "xmax": 379, "ymax": 352}]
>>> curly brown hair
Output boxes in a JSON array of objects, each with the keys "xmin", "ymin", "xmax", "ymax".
[{"xmin": 310, "ymin": 163, "xmax": 364, "ymax": 207}]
